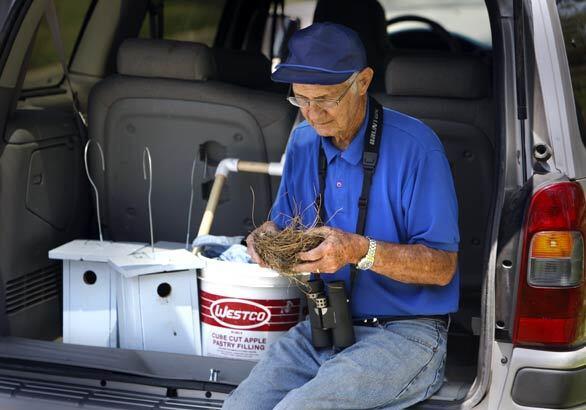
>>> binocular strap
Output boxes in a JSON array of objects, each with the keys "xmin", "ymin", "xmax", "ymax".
[{"xmin": 317, "ymin": 96, "xmax": 384, "ymax": 298}]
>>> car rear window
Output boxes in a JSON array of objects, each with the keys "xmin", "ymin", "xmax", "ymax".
[
  {"xmin": 139, "ymin": 0, "xmax": 226, "ymax": 46},
  {"xmin": 380, "ymin": 0, "xmax": 492, "ymax": 50},
  {"xmin": 556, "ymin": 0, "xmax": 586, "ymax": 139},
  {"xmin": 23, "ymin": 0, "xmax": 92, "ymax": 90}
]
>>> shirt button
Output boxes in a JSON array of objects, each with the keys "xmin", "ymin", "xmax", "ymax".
[{"xmin": 336, "ymin": 181, "xmax": 343, "ymax": 188}]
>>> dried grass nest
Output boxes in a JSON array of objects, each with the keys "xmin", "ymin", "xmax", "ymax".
[{"xmin": 252, "ymin": 217, "xmax": 325, "ymax": 276}]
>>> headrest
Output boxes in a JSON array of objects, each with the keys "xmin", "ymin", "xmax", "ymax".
[
  {"xmin": 385, "ymin": 55, "xmax": 491, "ymax": 99},
  {"xmin": 313, "ymin": 0, "xmax": 388, "ymax": 68},
  {"xmin": 212, "ymin": 48, "xmax": 273, "ymax": 89},
  {"xmin": 117, "ymin": 38, "xmax": 216, "ymax": 81}
]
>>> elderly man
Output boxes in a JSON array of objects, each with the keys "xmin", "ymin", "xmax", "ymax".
[{"xmin": 223, "ymin": 22, "xmax": 459, "ymax": 410}]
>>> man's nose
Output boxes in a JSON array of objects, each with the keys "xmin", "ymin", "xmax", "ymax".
[{"xmin": 305, "ymin": 103, "xmax": 326, "ymax": 122}]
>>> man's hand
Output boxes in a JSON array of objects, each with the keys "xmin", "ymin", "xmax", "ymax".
[
  {"xmin": 291, "ymin": 226, "xmax": 368, "ymax": 274},
  {"xmin": 246, "ymin": 221, "xmax": 279, "ymax": 267}
]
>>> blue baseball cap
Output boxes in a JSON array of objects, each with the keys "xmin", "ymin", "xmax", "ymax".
[{"xmin": 271, "ymin": 22, "xmax": 367, "ymax": 85}]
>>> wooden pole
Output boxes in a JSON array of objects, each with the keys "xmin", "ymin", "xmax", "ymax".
[
  {"xmin": 196, "ymin": 174, "xmax": 227, "ymax": 239},
  {"xmin": 237, "ymin": 161, "xmax": 270, "ymax": 174}
]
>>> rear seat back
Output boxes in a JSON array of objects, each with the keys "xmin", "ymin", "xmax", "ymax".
[
  {"xmin": 373, "ymin": 54, "xmax": 494, "ymax": 293},
  {"xmin": 88, "ymin": 39, "xmax": 295, "ymax": 243},
  {"xmin": 211, "ymin": 48, "xmax": 286, "ymax": 93}
]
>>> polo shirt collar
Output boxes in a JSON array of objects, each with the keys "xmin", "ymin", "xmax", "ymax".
[{"xmin": 321, "ymin": 101, "xmax": 369, "ymax": 166}]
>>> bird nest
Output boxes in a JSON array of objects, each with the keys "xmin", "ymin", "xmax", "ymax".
[{"xmin": 252, "ymin": 216, "xmax": 325, "ymax": 276}]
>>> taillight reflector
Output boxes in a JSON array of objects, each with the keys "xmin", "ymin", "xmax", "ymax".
[{"xmin": 530, "ymin": 231, "xmax": 575, "ymax": 258}]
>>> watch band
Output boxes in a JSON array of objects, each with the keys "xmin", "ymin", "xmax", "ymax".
[{"xmin": 357, "ymin": 237, "xmax": 377, "ymax": 270}]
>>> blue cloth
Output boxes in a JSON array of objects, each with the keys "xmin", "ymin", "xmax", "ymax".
[
  {"xmin": 222, "ymin": 318, "xmax": 448, "ymax": 409},
  {"xmin": 272, "ymin": 23, "xmax": 367, "ymax": 85},
  {"xmin": 218, "ymin": 245, "xmax": 251, "ymax": 263},
  {"xmin": 271, "ymin": 104, "xmax": 460, "ymax": 318},
  {"xmin": 192, "ymin": 235, "xmax": 251, "ymax": 263}
]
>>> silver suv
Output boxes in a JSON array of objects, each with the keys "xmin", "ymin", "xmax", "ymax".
[{"xmin": 0, "ymin": 0, "xmax": 584, "ymax": 409}]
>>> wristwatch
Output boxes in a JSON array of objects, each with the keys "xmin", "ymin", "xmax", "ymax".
[{"xmin": 356, "ymin": 237, "xmax": 377, "ymax": 270}]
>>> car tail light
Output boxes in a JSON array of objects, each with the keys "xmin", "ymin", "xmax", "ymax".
[
  {"xmin": 513, "ymin": 182, "xmax": 586, "ymax": 347},
  {"xmin": 528, "ymin": 231, "xmax": 583, "ymax": 287}
]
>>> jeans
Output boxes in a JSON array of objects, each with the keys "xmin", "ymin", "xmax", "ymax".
[{"xmin": 222, "ymin": 318, "xmax": 448, "ymax": 409}]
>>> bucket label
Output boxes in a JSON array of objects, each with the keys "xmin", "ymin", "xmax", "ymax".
[
  {"xmin": 210, "ymin": 298, "xmax": 271, "ymax": 330},
  {"xmin": 200, "ymin": 290, "xmax": 303, "ymax": 361}
]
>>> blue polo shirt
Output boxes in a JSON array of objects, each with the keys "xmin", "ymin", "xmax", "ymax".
[{"xmin": 271, "ymin": 103, "xmax": 460, "ymax": 318}]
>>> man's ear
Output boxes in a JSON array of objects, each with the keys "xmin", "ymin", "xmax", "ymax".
[{"xmin": 357, "ymin": 67, "xmax": 374, "ymax": 95}]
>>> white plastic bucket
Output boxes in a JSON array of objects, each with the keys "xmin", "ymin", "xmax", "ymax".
[{"xmin": 198, "ymin": 255, "xmax": 307, "ymax": 361}]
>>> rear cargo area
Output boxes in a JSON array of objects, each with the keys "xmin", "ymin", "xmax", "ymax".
[{"xmin": 0, "ymin": 0, "xmax": 500, "ymax": 407}]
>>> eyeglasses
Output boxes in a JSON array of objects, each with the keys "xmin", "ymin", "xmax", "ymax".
[{"xmin": 287, "ymin": 72, "xmax": 358, "ymax": 110}]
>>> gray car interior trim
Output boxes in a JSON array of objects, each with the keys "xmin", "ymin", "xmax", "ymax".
[
  {"xmin": 0, "ymin": 107, "xmax": 90, "ymax": 340},
  {"xmin": 0, "ymin": 0, "xmax": 44, "ymax": 88}
]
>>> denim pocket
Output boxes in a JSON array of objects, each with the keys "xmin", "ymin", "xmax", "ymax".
[{"xmin": 382, "ymin": 319, "xmax": 443, "ymax": 352}]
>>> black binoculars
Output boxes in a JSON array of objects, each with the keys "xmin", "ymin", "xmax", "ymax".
[{"xmin": 306, "ymin": 279, "xmax": 355, "ymax": 350}]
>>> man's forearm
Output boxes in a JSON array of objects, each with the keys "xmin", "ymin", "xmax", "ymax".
[
  {"xmin": 351, "ymin": 235, "xmax": 457, "ymax": 286},
  {"xmin": 291, "ymin": 227, "xmax": 457, "ymax": 285}
]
